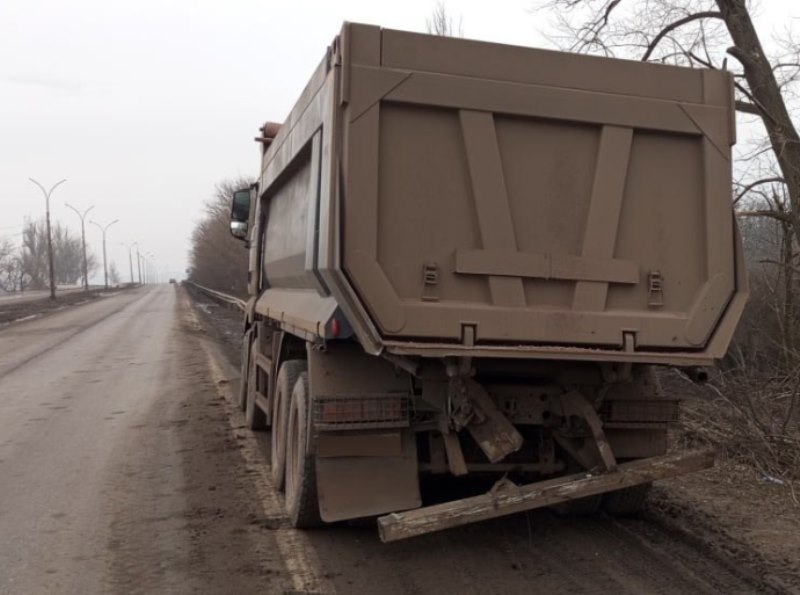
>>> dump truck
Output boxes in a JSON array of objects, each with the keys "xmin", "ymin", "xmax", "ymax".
[{"xmin": 228, "ymin": 23, "xmax": 746, "ymax": 541}]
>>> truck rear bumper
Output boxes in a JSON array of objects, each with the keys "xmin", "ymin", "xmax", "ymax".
[{"xmin": 377, "ymin": 449, "xmax": 714, "ymax": 542}]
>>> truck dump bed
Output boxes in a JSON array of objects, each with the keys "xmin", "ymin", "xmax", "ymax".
[{"xmin": 255, "ymin": 23, "xmax": 746, "ymax": 366}]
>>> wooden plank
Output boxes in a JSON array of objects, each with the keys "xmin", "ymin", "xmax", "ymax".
[
  {"xmin": 459, "ymin": 109, "xmax": 526, "ymax": 307},
  {"xmin": 452, "ymin": 377, "xmax": 524, "ymax": 464},
  {"xmin": 377, "ymin": 449, "xmax": 715, "ymax": 542},
  {"xmin": 442, "ymin": 432, "xmax": 468, "ymax": 476},
  {"xmin": 573, "ymin": 126, "xmax": 634, "ymax": 312},
  {"xmin": 456, "ymin": 249, "xmax": 639, "ymax": 284}
]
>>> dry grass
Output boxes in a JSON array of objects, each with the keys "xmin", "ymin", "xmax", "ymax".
[{"xmin": 673, "ymin": 370, "xmax": 800, "ymax": 485}]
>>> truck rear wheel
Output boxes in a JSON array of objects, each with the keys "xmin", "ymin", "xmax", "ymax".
[
  {"xmin": 603, "ymin": 483, "xmax": 651, "ymax": 516},
  {"xmin": 245, "ymin": 347, "xmax": 267, "ymax": 430},
  {"xmin": 285, "ymin": 372, "xmax": 322, "ymax": 528},
  {"xmin": 271, "ymin": 360, "xmax": 306, "ymax": 492}
]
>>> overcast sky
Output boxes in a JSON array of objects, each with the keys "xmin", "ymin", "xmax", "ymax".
[{"xmin": 0, "ymin": 1, "xmax": 794, "ymax": 284}]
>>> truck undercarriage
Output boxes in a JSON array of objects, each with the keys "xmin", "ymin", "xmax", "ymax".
[{"xmin": 238, "ymin": 326, "xmax": 713, "ymax": 541}]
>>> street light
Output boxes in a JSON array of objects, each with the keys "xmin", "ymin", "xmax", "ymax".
[
  {"xmin": 120, "ymin": 241, "xmax": 137, "ymax": 285},
  {"xmin": 145, "ymin": 252, "xmax": 155, "ymax": 284},
  {"xmin": 135, "ymin": 245, "xmax": 142, "ymax": 284},
  {"xmin": 28, "ymin": 177, "xmax": 66, "ymax": 299},
  {"xmin": 65, "ymin": 202, "xmax": 94, "ymax": 291},
  {"xmin": 139, "ymin": 252, "xmax": 148, "ymax": 284},
  {"xmin": 90, "ymin": 218, "xmax": 118, "ymax": 289}
]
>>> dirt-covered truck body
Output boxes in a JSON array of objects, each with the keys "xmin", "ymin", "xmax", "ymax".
[{"xmin": 230, "ymin": 23, "xmax": 746, "ymax": 540}]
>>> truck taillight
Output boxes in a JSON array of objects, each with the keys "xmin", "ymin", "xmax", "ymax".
[{"xmin": 314, "ymin": 396, "xmax": 410, "ymax": 430}]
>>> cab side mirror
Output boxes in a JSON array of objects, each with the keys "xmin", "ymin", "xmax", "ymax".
[{"xmin": 230, "ymin": 188, "xmax": 251, "ymax": 240}]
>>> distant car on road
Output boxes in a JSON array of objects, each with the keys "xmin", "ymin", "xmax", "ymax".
[{"xmin": 169, "ymin": 278, "xmax": 176, "ymax": 284}]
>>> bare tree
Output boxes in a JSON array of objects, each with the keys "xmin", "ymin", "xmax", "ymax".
[
  {"xmin": 21, "ymin": 219, "xmax": 98, "ymax": 288},
  {"xmin": 539, "ymin": 0, "xmax": 800, "ymax": 474},
  {"xmin": 108, "ymin": 261, "xmax": 120, "ymax": 286},
  {"xmin": 0, "ymin": 238, "xmax": 23, "ymax": 292},
  {"xmin": 188, "ymin": 176, "xmax": 254, "ymax": 297},
  {"xmin": 540, "ymin": 2, "xmax": 800, "ymax": 348},
  {"xmin": 541, "ymin": 0, "xmax": 800, "ymax": 246},
  {"xmin": 427, "ymin": 1, "xmax": 464, "ymax": 37}
]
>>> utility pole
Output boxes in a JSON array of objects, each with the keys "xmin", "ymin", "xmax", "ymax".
[
  {"xmin": 146, "ymin": 252, "xmax": 156, "ymax": 284},
  {"xmin": 28, "ymin": 178, "xmax": 66, "ymax": 299},
  {"xmin": 120, "ymin": 242, "xmax": 137, "ymax": 285},
  {"xmin": 65, "ymin": 203, "xmax": 94, "ymax": 291},
  {"xmin": 90, "ymin": 219, "xmax": 118, "ymax": 289},
  {"xmin": 136, "ymin": 246, "xmax": 142, "ymax": 284}
]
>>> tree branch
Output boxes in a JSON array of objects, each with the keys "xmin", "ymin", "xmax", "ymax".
[
  {"xmin": 734, "ymin": 177, "xmax": 787, "ymax": 203},
  {"xmin": 736, "ymin": 210, "xmax": 792, "ymax": 222},
  {"xmin": 735, "ymin": 100, "xmax": 760, "ymax": 115},
  {"xmin": 641, "ymin": 11, "xmax": 723, "ymax": 62}
]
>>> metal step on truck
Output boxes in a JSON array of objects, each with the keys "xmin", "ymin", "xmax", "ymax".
[{"xmin": 228, "ymin": 22, "xmax": 747, "ymax": 541}]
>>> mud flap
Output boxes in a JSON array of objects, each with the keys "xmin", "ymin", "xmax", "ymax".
[
  {"xmin": 315, "ymin": 431, "xmax": 421, "ymax": 522},
  {"xmin": 377, "ymin": 449, "xmax": 715, "ymax": 542}
]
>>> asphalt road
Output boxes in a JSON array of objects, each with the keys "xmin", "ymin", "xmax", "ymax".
[
  {"xmin": 0, "ymin": 286, "xmax": 287, "ymax": 594},
  {"xmin": 0, "ymin": 285, "xmax": 782, "ymax": 595}
]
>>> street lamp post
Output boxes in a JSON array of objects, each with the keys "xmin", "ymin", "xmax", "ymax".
[
  {"xmin": 146, "ymin": 253, "xmax": 156, "ymax": 284},
  {"xmin": 28, "ymin": 178, "xmax": 66, "ymax": 299},
  {"xmin": 120, "ymin": 242, "xmax": 137, "ymax": 285},
  {"xmin": 90, "ymin": 219, "xmax": 118, "ymax": 289},
  {"xmin": 65, "ymin": 203, "xmax": 94, "ymax": 291},
  {"xmin": 136, "ymin": 246, "xmax": 142, "ymax": 284}
]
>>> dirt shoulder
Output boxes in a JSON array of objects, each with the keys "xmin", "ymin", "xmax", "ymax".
[{"xmin": 648, "ymin": 461, "xmax": 800, "ymax": 591}]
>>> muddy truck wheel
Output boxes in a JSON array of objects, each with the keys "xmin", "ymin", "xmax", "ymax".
[
  {"xmin": 285, "ymin": 372, "xmax": 322, "ymax": 528},
  {"xmin": 271, "ymin": 360, "xmax": 306, "ymax": 492},
  {"xmin": 245, "ymin": 347, "xmax": 267, "ymax": 431},
  {"xmin": 603, "ymin": 484, "xmax": 651, "ymax": 516},
  {"xmin": 237, "ymin": 330, "xmax": 253, "ymax": 412}
]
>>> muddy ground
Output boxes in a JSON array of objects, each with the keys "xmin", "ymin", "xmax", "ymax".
[{"xmin": 186, "ymin": 286, "xmax": 800, "ymax": 594}]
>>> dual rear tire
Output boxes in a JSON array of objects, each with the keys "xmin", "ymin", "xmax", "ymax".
[
  {"xmin": 284, "ymin": 371, "xmax": 322, "ymax": 528},
  {"xmin": 271, "ymin": 360, "xmax": 305, "ymax": 492},
  {"xmin": 241, "ymin": 348, "xmax": 323, "ymax": 528}
]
